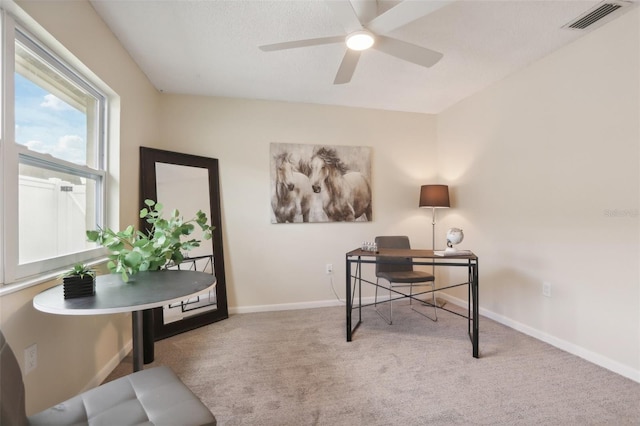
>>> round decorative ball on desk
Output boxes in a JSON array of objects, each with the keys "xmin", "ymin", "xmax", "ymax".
[{"xmin": 445, "ymin": 228, "xmax": 464, "ymax": 253}]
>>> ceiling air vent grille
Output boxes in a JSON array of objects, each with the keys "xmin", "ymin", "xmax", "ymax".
[{"xmin": 563, "ymin": 1, "xmax": 628, "ymax": 30}]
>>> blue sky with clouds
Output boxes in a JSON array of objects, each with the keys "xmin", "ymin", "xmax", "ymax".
[{"xmin": 15, "ymin": 73, "xmax": 87, "ymax": 165}]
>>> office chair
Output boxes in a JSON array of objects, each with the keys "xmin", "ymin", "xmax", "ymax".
[{"xmin": 374, "ymin": 236, "xmax": 437, "ymax": 324}]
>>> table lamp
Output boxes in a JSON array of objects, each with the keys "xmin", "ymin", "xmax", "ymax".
[{"xmin": 419, "ymin": 184, "xmax": 450, "ymax": 252}]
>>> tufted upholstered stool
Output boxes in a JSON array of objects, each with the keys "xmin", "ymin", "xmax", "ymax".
[{"xmin": 1, "ymin": 331, "xmax": 216, "ymax": 426}]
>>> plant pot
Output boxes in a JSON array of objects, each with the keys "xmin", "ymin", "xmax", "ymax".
[{"xmin": 63, "ymin": 275, "xmax": 96, "ymax": 299}]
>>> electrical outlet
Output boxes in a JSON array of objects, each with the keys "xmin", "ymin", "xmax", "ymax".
[
  {"xmin": 326, "ymin": 263, "xmax": 333, "ymax": 275},
  {"xmin": 542, "ymin": 282, "xmax": 551, "ymax": 297},
  {"xmin": 24, "ymin": 343, "xmax": 37, "ymax": 374}
]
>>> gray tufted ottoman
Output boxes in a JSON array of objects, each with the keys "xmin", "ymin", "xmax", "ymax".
[{"xmin": 1, "ymin": 331, "xmax": 216, "ymax": 426}]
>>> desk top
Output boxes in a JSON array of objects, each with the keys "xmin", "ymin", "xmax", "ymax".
[
  {"xmin": 33, "ymin": 270, "xmax": 216, "ymax": 316},
  {"xmin": 346, "ymin": 248, "xmax": 477, "ymax": 260}
]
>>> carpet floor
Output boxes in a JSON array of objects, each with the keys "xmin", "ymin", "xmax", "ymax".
[{"xmin": 105, "ymin": 303, "xmax": 640, "ymax": 425}]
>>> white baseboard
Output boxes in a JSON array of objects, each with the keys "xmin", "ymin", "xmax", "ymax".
[
  {"xmin": 230, "ymin": 298, "xmax": 344, "ymax": 314},
  {"xmin": 436, "ymin": 293, "xmax": 640, "ymax": 384},
  {"xmin": 228, "ymin": 295, "xmax": 398, "ymax": 314}
]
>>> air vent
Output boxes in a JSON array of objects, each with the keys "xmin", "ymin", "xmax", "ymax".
[{"xmin": 563, "ymin": 1, "xmax": 630, "ymax": 30}]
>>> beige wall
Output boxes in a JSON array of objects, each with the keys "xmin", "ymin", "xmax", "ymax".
[
  {"xmin": 156, "ymin": 96, "xmax": 439, "ymax": 310},
  {"xmin": 1, "ymin": 0, "xmax": 160, "ymax": 414},
  {"xmin": 437, "ymin": 9, "xmax": 640, "ymax": 378}
]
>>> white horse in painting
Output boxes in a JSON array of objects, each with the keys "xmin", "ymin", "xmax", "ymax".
[
  {"xmin": 308, "ymin": 147, "xmax": 372, "ymax": 222},
  {"xmin": 271, "ymin": 152, "xmax": 313, "ymax": 223}
]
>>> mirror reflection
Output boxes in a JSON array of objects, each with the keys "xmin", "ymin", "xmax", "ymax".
[{"xmin": 156, "ymin": 163, "xmax": 217, "ymax": 324}]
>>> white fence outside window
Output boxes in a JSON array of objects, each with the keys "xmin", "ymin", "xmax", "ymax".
[{"xmin": 19, "ymin": 176, "xmax": 89, "ymax": 264}]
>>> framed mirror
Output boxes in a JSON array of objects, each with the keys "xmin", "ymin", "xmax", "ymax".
[{"xmin": 140, "ymin": 147, "xmax": 228, "ymax": 347}]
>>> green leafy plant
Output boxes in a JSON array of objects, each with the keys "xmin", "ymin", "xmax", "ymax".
[
  {"xmin": 86, "ymin": 199, "xmax": 213, "ymax": 282},
  {"xmin": 61, "ymin": 263, "xmax": 96, "ymax": 279}
]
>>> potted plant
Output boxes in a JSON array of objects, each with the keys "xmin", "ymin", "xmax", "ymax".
[
  {"xmin": 61, "ymin": 263, "xmax": 96, "ymax": 299},
  {"xmin": 86, "ymin": 199, "xmax": 213, "ymax": 282}
]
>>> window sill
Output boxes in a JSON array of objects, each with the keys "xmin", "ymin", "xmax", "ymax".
[{"xmin": 0, "ymin": 257, "xmax": 108, "ymax": 297}]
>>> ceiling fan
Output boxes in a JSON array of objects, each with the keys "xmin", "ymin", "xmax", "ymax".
[{"xmin": 259, "ymin": 0, "xmax": 451, "ymax": 84}]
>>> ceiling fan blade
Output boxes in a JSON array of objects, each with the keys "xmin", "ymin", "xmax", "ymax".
[
  {"xmin": 350, "ymin": 0, "xmax": 378, "ymax": 25},
  {"xmin": 373, "ymin": 36, "xmax": 443, "ymax": 68},
  {"xmin": 325, "ymin": 0, "xmax": 363, "ymax": 33},
  {"xmin": 367, "ymin": 0, "xmax": 453, "ymax": 34},
  {"xmin": 334, "ymin": 49, "xmax": 361, "ymax": 84},
  {"xmin": 259, "ymin": 35, "xmax": 345, "ymax": 52}
]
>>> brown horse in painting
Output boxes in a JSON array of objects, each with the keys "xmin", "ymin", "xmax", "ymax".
[
  {"xmin": 271, "ymin": 152, "xmax": 313, "ymax": 223},
  {"xmin": 308, "ymin": 147, "xmax": 372, "ymax": 221}
]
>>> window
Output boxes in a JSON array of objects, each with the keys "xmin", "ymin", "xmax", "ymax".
[{"xmin": 1, "ymin": 14, "xmax": 107, "ymax": 285}]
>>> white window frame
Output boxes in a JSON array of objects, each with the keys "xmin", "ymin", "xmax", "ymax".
[{"xmin": 0, "ymin": 11, "xmax": 108, "ymax": 286}]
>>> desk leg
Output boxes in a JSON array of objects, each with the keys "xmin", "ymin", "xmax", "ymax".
[
  {"xmin": 346, "ymin": 257, "xmax": 352, "ymax": 341},
  {"xmin": 468, "ymin": 263, "xmax": 471, "ymax": 337},
  {"xmin": 357, "ymin": 261, "xmax": 362, "ymax": 327},
  {"xmin": 346, "ymin": 256, "xmax": 363, "ymax": 342},
  {"xmin": 132, "ymin": 310, "xmax": 144, "ymax": 372},
  {"xmin": 472, "ymin": 263, "xmax": 479, "ymax": 358}
]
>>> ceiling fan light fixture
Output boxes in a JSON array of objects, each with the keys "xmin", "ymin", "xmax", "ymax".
[{"xmin": 346, "ymin": 30, "xmax": 375, "ymax": 51}]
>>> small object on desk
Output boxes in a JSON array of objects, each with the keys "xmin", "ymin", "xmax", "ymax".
[
  {"xmin": 360, "ymin": 241, "xmax": 378, "ymax": 252},
  {"xmin": 60, "ymin": 264, "xmax": 96, "ymax": 299},
  {"xmin": 63, "ymin": 276, "xmax": 96, "ymax": 299},
  {"xmin": 444, "ymin": 227, "xmax": 464, "ymax": 254}
]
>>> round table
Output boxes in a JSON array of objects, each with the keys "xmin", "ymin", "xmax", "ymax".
[{"xmin": 33, "ymin": 270, "xmax": 216, "ymax": 371}]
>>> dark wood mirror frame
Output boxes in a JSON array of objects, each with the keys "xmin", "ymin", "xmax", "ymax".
[{"xmin": 140, "ymin": 147, "xmax": 228, "ymax": 361}]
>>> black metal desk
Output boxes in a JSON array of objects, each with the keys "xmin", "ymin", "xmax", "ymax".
[
  {"xmin": 33, "ymin": 270, "xmax": 216, "ymax": 371},
  {"xmin": 345, "ymin": 248, "xmax": 479, "ymax": 358}
]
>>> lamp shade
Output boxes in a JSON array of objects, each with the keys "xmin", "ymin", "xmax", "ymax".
[{"xmin": 419, "ymin": 184, "xmax": 450, "ymax": 208}]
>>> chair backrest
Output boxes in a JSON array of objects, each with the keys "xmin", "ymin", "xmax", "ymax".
[
  {"xmin": 0, "ymin": 330, "xmax": 28, "ymax": 426},
  {"xmin": 375, "ymin": 236, "xmax": 413, "ymax": 276}
]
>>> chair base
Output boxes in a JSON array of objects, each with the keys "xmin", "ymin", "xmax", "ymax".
[
  {"xmin": 423, "ymin": 297, "xmax": 447, "ymax": 308},
  {"xmin": 374, "ymin": 303, "xmax": 393, "ymax": 325},
  {"xmin": 374, "ymin": 279, "xmax": 438, "ymax": 324},
  {"xmin": 411, "ymin": 301, "xmax": 438, "ymax": 322}
]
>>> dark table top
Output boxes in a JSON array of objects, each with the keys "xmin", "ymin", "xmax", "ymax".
[
  {"xmin": 33, "ymin": 270, "xmax": 216, "ymax": 315},
  {"xmin": 346, "ymin": 248, "xmax": 477, "ymax": 260}
]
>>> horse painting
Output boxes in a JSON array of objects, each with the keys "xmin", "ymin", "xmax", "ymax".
[
  {"xmin": 271, "ymin": 152, "xmax": 313, "ymax": 223},
  {"xmin": 308, "ymin": 147, "xmax": 372, "ymax": 221}
]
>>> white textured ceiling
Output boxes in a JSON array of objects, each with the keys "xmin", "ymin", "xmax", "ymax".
[{"xmin": 89, "ymin": 0, "xmax": 634, "ymax": 114}]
